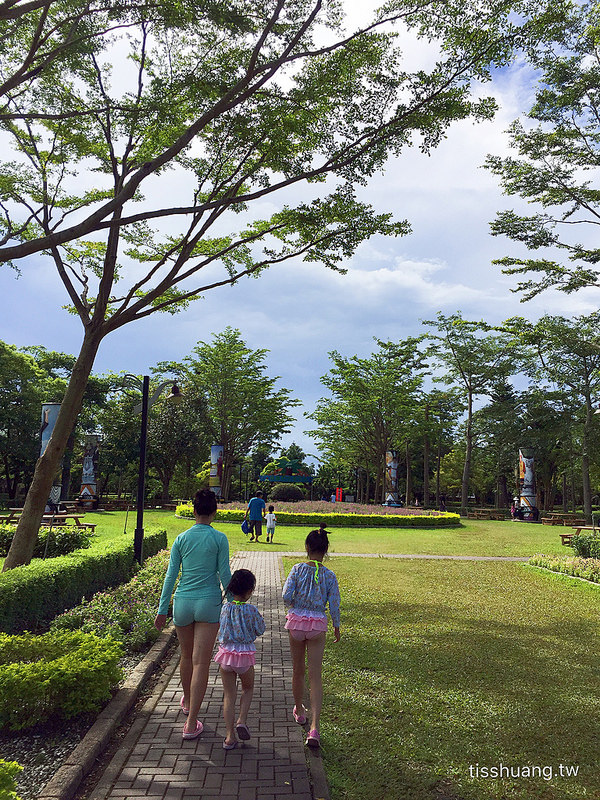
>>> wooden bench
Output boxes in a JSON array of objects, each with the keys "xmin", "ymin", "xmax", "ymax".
[{"xmin": 561, "ymin": 525, "xmax": 595, "ymax": 546}]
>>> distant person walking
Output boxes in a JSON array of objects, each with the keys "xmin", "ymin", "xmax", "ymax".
[
  {"xmin": 154, "ymin": 489, "xmax": 232, "ymax": 740},
  {"xmin": 245, "ymin": 490, "xmax": 266, "ymax": 542},
  {"xmin": 214, "ymin": 569, "xmax": 266, "ymax": 749},
  {"xmin": 266, "ymin": 505, "xmax": 277, "ymax": 543},
  {"xmin": 283, "ymin": 524, "xmax": 341, "ymax": 748}
]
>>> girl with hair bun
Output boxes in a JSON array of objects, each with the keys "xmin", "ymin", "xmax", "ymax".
[{"xmin": 282, "ymin": 523, "xmax": 341, "ymax": 749}]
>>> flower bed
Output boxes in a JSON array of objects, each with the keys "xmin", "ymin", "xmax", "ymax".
[
  {"xmin": 176, "ymin": 502, "xmax": 460, "ymax": 528},
  {"xmin": 528, "ymin": 554, "xmax": 600, "ymax": 584}
]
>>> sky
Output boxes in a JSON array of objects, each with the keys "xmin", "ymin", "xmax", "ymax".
[{"xmin": 2, "ymin": 3, "xmax": 598, "ymax": 464}]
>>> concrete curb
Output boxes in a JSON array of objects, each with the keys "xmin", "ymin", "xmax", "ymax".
[{"xmin": 36, "ymin": 624, "xmax": 177, "ymax": 800}]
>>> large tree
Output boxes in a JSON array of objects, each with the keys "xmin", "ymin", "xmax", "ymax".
[
  {"xmin": 1, "ymin": 0, "xmax": 564, "ymax": 568},
  {"xmin": 425, "ymin": 312, "xmax": 521, "ymax": 515},
  {"xmin": 307, "ymin": 338, "xmax": 427, "ymax": 503},
  {"xmin": 505, "ymin": 313, "xmax": 600, "ymax": 522},
  {"xmin": 157, "ymin": 328, "xmax": 298, "ymax": 501},
  {"xmin": 486, "ymin": 1, "xmax": 600, "ymax": 301}
]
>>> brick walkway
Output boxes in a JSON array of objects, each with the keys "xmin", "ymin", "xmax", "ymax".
[{"xmin": 87, "ymin": 552, "xmax": 315, "ymax": 800}]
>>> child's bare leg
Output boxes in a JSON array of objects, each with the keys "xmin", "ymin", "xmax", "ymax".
[
  {"xmin": 288, "ymin": 633, "xmax": 307, "ymax": 716},
  {"xmin": 237, "ymin": 666, "xmax": 255, "ymax": 725},
  {"xmin": 306, "ymin": 632, "xmax": 326, "ymax": 731},
  {"xmin": 220, "ymin": 667, "xmax": 238, "ymax": 745}
]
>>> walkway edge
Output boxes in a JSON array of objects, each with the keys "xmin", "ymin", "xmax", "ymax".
[
  {"xmin": 37, "ymin": 624, "xmax": 177, "ymax": 800},
  {"xmin": 277, "ymin": 554, "xmax": 331, "ymax": 800}
]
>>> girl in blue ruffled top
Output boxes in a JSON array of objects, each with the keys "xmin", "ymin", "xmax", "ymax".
[
  {"xmin": 214, "ymin": 568, "xmax": 266, "ymax": 749},
  {"xmin": 282, "ymin": 523, "xmax": 340, "ymax": 748}
]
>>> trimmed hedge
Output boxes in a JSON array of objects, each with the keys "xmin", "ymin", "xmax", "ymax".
[
  {"xmin": 0, "ymin": 630, "xmax": 123, "ymax": 730},
  {"xmin": 0, "ymin": 530, "xmax": 167, "ymax": 634},
  {"xmin": 176, "ymin": 504, "xmax": 461, "ymax": 529},
  {"xmin": 529, "ymin": 553, "xmax": 600, "ymax": 584},
  {"xmin": 51, "ymin": 550, "xmax": 171, "ymax": 652},
  {"xmin": 0, "ymin": 523, "xmax": 93, "ymax": 559}
]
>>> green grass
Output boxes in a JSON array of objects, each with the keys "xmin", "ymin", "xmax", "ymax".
[
  {"xmin": 281, "ymin": 556, "xmax": 600, "ymax": 800},
  {"xmin": 0, "ymin": 512, "xmax": 571, "ymax": 572}
]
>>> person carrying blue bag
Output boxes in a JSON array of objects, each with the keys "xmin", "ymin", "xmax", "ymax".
[{"xmin": 244, "ymin": 490, "xmax": 266, "ymax": 542}]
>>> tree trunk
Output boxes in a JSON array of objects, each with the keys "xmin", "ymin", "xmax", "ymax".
[
  {"xmin": 498, "ymin": 473, "xmax": 509, "ymax": 509},
  {"xmin": 405, "ymin": 440, "xmax": 412, "ymax": 507},
  {"xmin": 3, "ymin": 328, "xmax": 103, "ymax": 571},
  {"xmin": 160, "ymin": 472, "xmax": 171, "ymax": 501},
  {"xmin": 435, "ymin": 438, "xmax": 442, "ymax": 509},
  {"xmin": 562, "ymin": 472, "xmax": 567, "ymax": 513},
  {"xmin": 461, "ymin": 390, "xmax": 473, "ymax": 516},
  {"xmin": 423, "ymin": 407, "xmax": 430, "ymax": 508},
  {"xmin": 582, "ymin": 403, "xmax": 593, "ymax": 524}
]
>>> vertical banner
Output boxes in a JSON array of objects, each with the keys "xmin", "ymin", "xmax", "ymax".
[
  {"xmin": 385, "ymin": 451, "xmax": 399, "ymax": 502},
  {"xmin": 209, "ymin": 445, "xmax": 224, "ymax": 497},
  {"xmin": 80, "ymin": 434, "xmax": 101, "ymax": 507},
  {"xmin": 41, "ymin": 403, "xmax": 62, "ymax": 508},
  {"xmin": 518, "ymin": 448, "xmax": 537, "ymax": 520},
  {"xmin": 336, "ymin": 487, "xmax": 343, "ymax": 502}
]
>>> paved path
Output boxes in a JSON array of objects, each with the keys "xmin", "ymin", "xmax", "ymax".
[{"xmin": 87, "ymin": 552, "xmax": 317, "ymax": 800}]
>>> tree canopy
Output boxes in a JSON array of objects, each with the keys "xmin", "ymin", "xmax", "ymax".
[{"xmin": 487, "ymin": 1, "xmax": 600, "ymax": 301}]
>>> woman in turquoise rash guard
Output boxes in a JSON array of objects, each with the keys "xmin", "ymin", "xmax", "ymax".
[{"xmin": 154, "ymin": 488, "xmax": 232, "ymax": 740}]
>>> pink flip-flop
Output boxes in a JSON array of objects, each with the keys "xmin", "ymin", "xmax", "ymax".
[
  {"xmin": 293, "ymin": 706, "xmax": 307, "ymax": 725},
  {"xmin": 180, "ymin": 696, "xmax": 189, "ymax": 715},
  {"xmin": 182, "ymin": 720, "xmax": 203, "ymax": 740},
  {"xmin": 306, "ymin": 729, "xmax": 320, "ymax": 748}
]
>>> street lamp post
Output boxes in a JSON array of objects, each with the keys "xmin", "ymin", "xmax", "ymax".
[
  {"xmin": 134, "ymin": 376, "xmax": 150, "ymax": 566},
  {"xmin": 122, "ymin": 375, "xmax": 182, "ymax": 564}
]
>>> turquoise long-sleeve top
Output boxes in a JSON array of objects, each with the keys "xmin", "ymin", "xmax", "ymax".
[{"xmin": 157, "ymin": 523, "xmax": 232, "ymax": 616}]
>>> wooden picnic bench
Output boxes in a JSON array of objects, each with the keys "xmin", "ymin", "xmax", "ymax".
[
  {"xmin": 561, "ymin": 525, "xmax": 595, "ymax": 546},
  {"xmin": 467, "ymin": 509, "xmax": 507, "ymax": 520},
  {"xmin": 1, "ymin": 508, "xmax": 96, "ymax": 533}
]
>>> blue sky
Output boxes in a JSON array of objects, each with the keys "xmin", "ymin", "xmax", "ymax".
[{"xmin": 2, "ymin": 8, "xmax": 598, "ymax": 462}]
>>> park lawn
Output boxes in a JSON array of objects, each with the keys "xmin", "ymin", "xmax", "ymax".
[
  {"xmin": 0, "ymin": 513, "xmax": 569, "ymax": 571},
  {"xmin": 281, "ymin": 556, "xmax": 600, "ymax": 800}
]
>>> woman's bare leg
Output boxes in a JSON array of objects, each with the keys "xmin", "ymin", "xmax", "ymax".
[
  {"xmin": 186, "ymin": 622, "xmax": 219, "ymax": 733},
  {"xmin": 175, "ymin": 623, "xmax": 195, "ymax": 712}
]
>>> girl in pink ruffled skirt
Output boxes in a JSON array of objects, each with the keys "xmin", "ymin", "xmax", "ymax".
[
  {"xmin": 283, "ymin": 524, "xmax": 341, "ymax": 748},
  {"xmin": 214, "ymin": 569, "xmax": 266, "ymax": 749}
]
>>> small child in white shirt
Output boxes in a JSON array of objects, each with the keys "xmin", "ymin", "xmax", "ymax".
[{"xmin": 266, "ymin": 505, "xmax": 276, "ymax": 543}]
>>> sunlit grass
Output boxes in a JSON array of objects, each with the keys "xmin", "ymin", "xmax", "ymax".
[{"xmin": 281, "ymin": 556, "xmax": 600, "ymax": 800}]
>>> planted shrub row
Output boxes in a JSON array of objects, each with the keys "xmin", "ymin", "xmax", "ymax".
[
  {"xmin": 0, "ymin": 523, "xmax": 93, "ymax": 558},
  {"xmin": 52, "ymin": 550, "xmax": 171, "ymax": 652},
  {"xmin": 176, "ymin": 504, "xmax": 461, "ymax": 528},
  {"xmin": 0, "ymin": 530, "xmax": 167, "ymax": 634},
  {"xmin": 529, "ymin": 554, "xmax": 600, "ymax": 584},
  {"xmin": 0, "ymin": 630, "xmax": 123, "ymax": 730}
]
